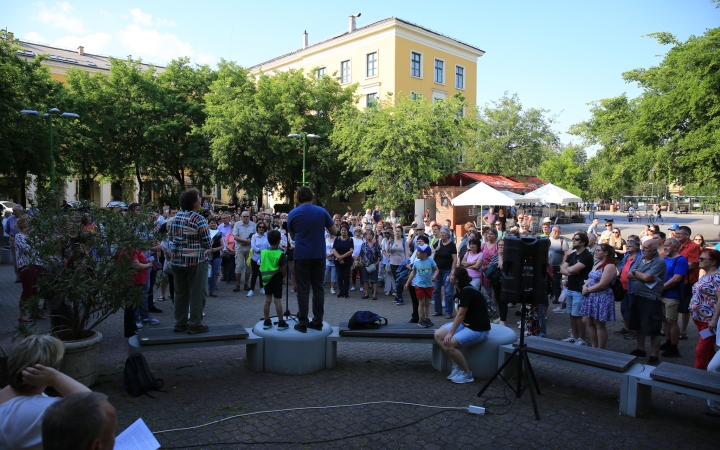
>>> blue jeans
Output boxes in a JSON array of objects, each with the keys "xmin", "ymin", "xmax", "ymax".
[
  {"xmin": 433, "ymin": 269, "xmax": 454, "ymax": 315},
  {"xmin": 208, "ymin": 257, "xmax": 221, "ymax": 293},
  {"xmin": 324, "ymin": 265, "xmax": 337, "ymax": 284},
  {"xmin": 295, "ymin": 258, "xmax": 326, "ymax": 325}
]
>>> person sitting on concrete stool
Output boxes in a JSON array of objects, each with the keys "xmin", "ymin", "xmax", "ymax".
[
  {"xmin": 434, "ymin": 267, "xmax": 491, "ymax": 384},
  {"xmin": 261, "ymin": 230, "xmax": 289, "ymax": 331}
]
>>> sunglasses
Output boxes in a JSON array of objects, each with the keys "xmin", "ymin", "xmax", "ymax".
[
  {"xmin": 572, "ymin": 237, "xmax": 582, "ymax": 241},
  {"xmin": 613, "ymin": 231, "xmax": 620, "ymax": 234},
  {"xmin": 699, "ymin": 257, "xmax": 710, "ymax": 262}
]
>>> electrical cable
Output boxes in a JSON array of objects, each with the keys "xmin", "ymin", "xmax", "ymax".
[
  {"xmin": 158, "ymin": 408, "xmax": 469, "ymax": 449},
  {"xmin": 153, "ymin": 400, "xmax": 467, "ymax": 434}
]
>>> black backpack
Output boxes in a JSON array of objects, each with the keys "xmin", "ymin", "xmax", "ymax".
[
  {"xmin": 123, "ymin": 353, "xmax": 165, "ymax": 397},
  {"xmin": 348, "ymin": 311, "xmax": 388, "ymax": 329}
]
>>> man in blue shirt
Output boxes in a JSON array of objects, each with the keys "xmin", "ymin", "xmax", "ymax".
[
  {"xmin": 659, "ymin": 238, "xmax": 688, "ymax": 358},
  {"xmin": 287, "ymin": 187, "xmax": 336, "ymax": 332}
]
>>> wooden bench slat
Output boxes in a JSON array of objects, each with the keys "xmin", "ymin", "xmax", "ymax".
[
  {"xmin": 338, "ymin": 322, "xmax": 437, "ymax": 338},
  {"xmin": 139, "ymin": 323, "xmax": 249, "ymax": 346},
  {"xmin": 650, "ymin": 362, "xmax": 720, "ymax": 395},
  {"xmin": 523, "ymin": 336, "xmax": 636, "ymax": 372}
]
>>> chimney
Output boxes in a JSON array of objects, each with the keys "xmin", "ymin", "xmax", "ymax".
[
  {"xmin": 348, "ymin": 13, "xmax": 360, "ymax": 32},
  {"xmin": 302, "ymin": 30, "xmax": 308, "ymax": 49},
  {"xmin": 7, "ymin": 32, "xmax": 14, "ymax": 41},
  {"xmin": 127, "ymin": 55, "xmax": 132, "ymax": 61},
  {"xmin": 77, "ymin": 46, "xmax": 84, "ymax": 55}
]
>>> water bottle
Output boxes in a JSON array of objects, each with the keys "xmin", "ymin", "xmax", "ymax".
[{"xmin": 141, "ymin": 320, "xmax": 150, "ymax": 341}]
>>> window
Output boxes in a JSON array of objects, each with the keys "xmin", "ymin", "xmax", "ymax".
[
  {"xmin": 411, "ymin": 52, "xmax": 422, "ymax": 78},
  {"xmin": 340, "ymin": 60, "xmax": 350, "ymax": 84},
  {"xmin": 366, "ymin": 93, "xmax": 378, "ymax": 107},
  {"xmin": 366, "ymin": 52, "xmax": 377, "ymax": 77},
  {"xmin": 455, "ymin": 65, "xmax": 465, "ymax": 89},
  {"xmin": 434, "ymin": 59, "xmax": 444, "ymax": 84},
  {"xmin": 411, "ymin": 91, "xmax": 423, "ymax": 101},
  {"xmin": 316, "ymin": 67, "xmax": 326, "ymax": 78}
]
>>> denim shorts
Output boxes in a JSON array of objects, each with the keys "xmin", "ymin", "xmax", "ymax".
[
  {"xmin": 566, "ymin": 290, "xmax": 584, "ymax": 317},
  {"xmin": 442, "ymin": 323, "xmax": 489, "ymax": 348},
  {"xmin": 361, "ymin": 266, "xmax": 378, "ymax": 283}
]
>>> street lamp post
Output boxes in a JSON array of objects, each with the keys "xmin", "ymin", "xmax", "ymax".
[
  {"xmin": 649, "ymin": 182, "xmax": 654, "ymax": 197},
  {"xmin": 287, "ymin": 132, "xmax": 320, "ymax": 185},
  {"xmin": 20, "ymin": 108, "xmax": 80, "ymax": 191}
]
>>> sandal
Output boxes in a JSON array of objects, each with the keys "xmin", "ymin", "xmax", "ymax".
[
  {"xmin": 445, "ymin": 314, "xmax": 452, "ymax": 319},
  {"xmin": 233, "ymin": 286, "xmax": 240, "ymax": 292},
  {"xmin": 362, "ymin": 295, "xmax": 369, "ymax": 299},
  {"xmin": 18, "ymin": 317, "xmax": 32, "ymax": 323},
  {"xmin": 432, "ymin": 313, "xmax": 442, "ymax": 317},
  {"xmin": 372, "ymin": 295, "xmax": 377, "ymax": 300},
  {"xmin": 679, "ymin": 333, "xmax": 688, "ymax": 340},
  {"xmin": 157, "ymin": 296, "xmax": 165, "ymax": 302}
]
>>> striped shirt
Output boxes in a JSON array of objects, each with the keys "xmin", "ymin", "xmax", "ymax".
[{"xmin": 169, "ymin": 211, "xmax": 212, "ymax": 267}]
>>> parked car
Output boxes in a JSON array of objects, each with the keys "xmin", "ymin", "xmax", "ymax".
[
  {"xmin": 106, "ymin": 201, "xmax": 128, "ymax": 209},
  {"xmin": 0, "ymin": 201, "xmax": 15, "ymax": 215}
]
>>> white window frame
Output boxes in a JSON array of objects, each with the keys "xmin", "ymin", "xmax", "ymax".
[
  {"xmin": 366, "ymin": 92, "xmax": 379, "ymax": 107},
  {"xmin": 432, "ymin": 88, "xmax": 447, "ymax": 103},
  {"xmin": 366, "ymin": 51, "xmax": 378, "ymax": 78},
  {"xmin": 316, "ymin": 67, "xmax": 326, "ymax": 79},
  {"xmin": 340, "ymin": 59, "xmax": 351, "ymax": 84},
  {"xmin": 433, "ymin": 58, "xmax": 445, "ymax": 85},
  {"xmin": 411, "ymin": 91, "xmax": 424, "ymax": 101},
  {"xmin": 455, "ymin": 64, "xmax": 465, "ymax": 90},
  {"xmin": 410, "ymin": 50, "xmax": 423, "ymax": 79}
]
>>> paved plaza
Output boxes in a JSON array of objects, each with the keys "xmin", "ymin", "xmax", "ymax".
[{"xmin": 1, "ymin": 211, "xmax": 718, "ymax": 449}]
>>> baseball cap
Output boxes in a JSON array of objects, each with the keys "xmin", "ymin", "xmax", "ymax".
[
  {"xmin": 542, "ymin": 217, "xmax": 552, "ymax": 224},
  {"xmin": 668, "ymin": 224, "xmax": 679, "ymax": 230}
]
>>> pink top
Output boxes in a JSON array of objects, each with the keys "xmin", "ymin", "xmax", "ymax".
[{"xmin": 465, "ymin": 251, "xmax": 483, "ymax": 279}]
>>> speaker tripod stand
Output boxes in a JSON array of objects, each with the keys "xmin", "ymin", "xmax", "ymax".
[{"xmin": 477, "ymin": 286, "xmax": 542, "ymax": 420}]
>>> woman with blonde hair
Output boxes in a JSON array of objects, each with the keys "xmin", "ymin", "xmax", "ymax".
[{"xmin": 0, "ymin": 335, "xmax": 90, "ymax": 449}]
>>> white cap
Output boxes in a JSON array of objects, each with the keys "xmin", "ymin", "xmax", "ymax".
[{"xmin": 542, "ymin": 217, "xmax": 552, "ymax": 224}]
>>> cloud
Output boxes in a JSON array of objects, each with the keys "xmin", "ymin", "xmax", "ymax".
[
  {"xmin": 130, "ymin": 8, "xmax": 153, "ymax": 26},
  {"xmin": 23, "ymin": 31, "xmax": 47, "ymax": 43},
  {"xmin": 156, "ymin": 18, "xmax": 178, "ymax": 27},
  {"xmin": 52, "ymin": 32, "xmax": 113, "ymax": 54},
  {"xmin": 98, "ymin": 9, "xmax": 110, "ymax": 17},
  {"xmin": 118, "ymin": 24, "xmax": 194, "ymax": 64},
  {"xmin": 35, "ymin": 1, "xmax": 87, "ymax": 33}
]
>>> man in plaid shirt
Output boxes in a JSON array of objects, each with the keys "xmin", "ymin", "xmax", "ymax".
[{"xmin": 170, "ymin": 188, "xmax": 212, "ymax": 334}]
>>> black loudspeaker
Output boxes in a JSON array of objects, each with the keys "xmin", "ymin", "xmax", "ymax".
[{"xmin": 501, "ymin": 236, "xmax": 550, "ymax": 305}]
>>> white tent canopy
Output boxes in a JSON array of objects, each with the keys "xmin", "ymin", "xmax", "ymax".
[
  {"xmin": 498, "ymin": 190, "xmax": 540, "ymax": 204},
  {"xmin": 526, "ymin": 183, "xmax": 582, "ymax": 205},
  {"xmin": 452, "ymin": 182, "xmax": 516, "ymax": 206}
]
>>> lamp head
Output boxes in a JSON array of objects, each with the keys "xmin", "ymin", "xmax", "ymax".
[
  {"xmin": 307, "ymin": 134, "xmax": 321, "ymax": 139},
  {"xmin": 48, "ymin": 108, "xmax": 61, "ymax": 115},
  {"xmin": 19, "ymin": 110, "xmax": 40, "ymax": 116},
  {"xmin": 287, "ymin": 134, "xmax": 301, "ymax": 138},
  {"xmin": 60, "ymin": 112, "xmax": 80, "ymax": 119}
]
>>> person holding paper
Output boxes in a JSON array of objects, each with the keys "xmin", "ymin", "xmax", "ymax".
[
  {"xmin": 689, "ymin": 248, "xmax": 720, "ymax": 370},
  {"xmin": 627, "ymin": 239, "xmax": 667, "ymax": 366},
  {"xmin": 42, "ymin": 392, "xmax": 116, "ymax": 450}
]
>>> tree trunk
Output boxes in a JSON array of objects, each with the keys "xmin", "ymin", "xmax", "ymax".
[
  {"xmin": 135, "ymin": 165, "xmax": 144, "ymax": 203},
  {"xmin": 18, "ymin": 174, "xmax": 27, "ymax": 208}
]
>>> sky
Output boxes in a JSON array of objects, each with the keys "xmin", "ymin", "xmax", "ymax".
[{"xmin": 3, "ymin": 0, "xmax": 719, "ymax": 151}]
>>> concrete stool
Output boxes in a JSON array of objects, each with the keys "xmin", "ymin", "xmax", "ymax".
[
  {"xmin": 0, "ymin": 247, "xmax": 11, "ymax": 265},
  {"xmin": 432, "ymin": 323, "xmax": 518, "ymax": 378},
  {"xmin": 252, "ymin": 320, "xmax": 332, "ymax": 375}
]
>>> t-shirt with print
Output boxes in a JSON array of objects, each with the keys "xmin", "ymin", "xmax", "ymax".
[
  {"xmin": 412, "ymin": 258, "xmax": 437, "ymax": 288},
  {"xmin": 662, "ymin": 255, "xmax": 688, "ymax": 300},
  {"xmin": 690, "ymin": 272, "xmax": 720, "ymax": 322}
]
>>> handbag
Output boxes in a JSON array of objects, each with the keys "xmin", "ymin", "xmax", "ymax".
[
  {"xmin": 163, "ymin": 259, "xmax": 173, "ymax": 275},
  {"xmin": 366, "ymin": 263, "xmax": 377, "ymax": 273},
  {"xmin": 385, "ymin": 264, "xmax": 392, "ymax": 273},
  {"xmin": 484, "ymin": 264, "xmax": 496, "ymax": 278},
  {"xmin": 611, "ymin": 277, "xmax": 624, "ymax": 302}
]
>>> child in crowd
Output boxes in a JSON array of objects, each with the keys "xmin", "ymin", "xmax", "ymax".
[
  {"xmin": 261, "ymin": 230, "xmax": 288, "ymax": 330},
  {"xmin": 405, "ymin": 235, "xmax": 439, "ymax": 328}
]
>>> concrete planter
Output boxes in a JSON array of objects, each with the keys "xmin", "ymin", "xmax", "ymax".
[{"xmin": 59, "ymin": 330, "xmax": 103, "ymax": 387}]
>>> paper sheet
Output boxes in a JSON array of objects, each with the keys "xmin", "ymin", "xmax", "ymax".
[
  {"xmin": 699, "ymin": 327, "xmax": 716, "ymax": 340},
  {"xmin": 115, "ymin": 418, "xmax": 160, "ymax": 450}
]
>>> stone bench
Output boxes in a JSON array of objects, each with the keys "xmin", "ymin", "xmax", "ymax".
[
  {"xmin": 498, "ymin": 336, "xmax": 648, "ymax": 415},
  {"xmin": 626, "ymin": 362, "xmax": 720, "ymax": 417},
  {"xmin": 326, "ymin": 322, "xmax": 440, "ymax": 370},
  {"xmin": 127, "ymin": 323, "xmax": 263, "ymax": 372},
  {"xmin": 432, "ymin": 323, "xmax": 518, "ymax": 378}
]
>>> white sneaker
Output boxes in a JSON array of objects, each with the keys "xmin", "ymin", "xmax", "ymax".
[
  {"xmin": 351, "ymin": 287, "xmax": 356, "ymax": 291},
  {"xmin": 260, "ymin": 288, "xmax": 265, "ymax": 294},
  {"xmin": 360, "ymin": 287, "xmax": 364, "ymax": 292},
  {"xmin": 451, "ymin": 371, "xmax": 474, "ymax": 384},
  {"xmin": 492, "ymin": 318, "xmax": 501, "ymax": 324},
  {"xmin": 247, "ymin": 290, "xmax": 254, "ymax": 297},
  {"xmin": 562, "ymin": 336, "xmax": 576, "ymax": 343},
  {"xmin": 575, "ymin": 338, "xmax": 587, "ymax": 346},
  {"xmin": 552, "ymin": 307, "xmax": 566, "ymax": 313},
  {"xmin": 447, "ymin": 366, "xmax": 462, "ymax": 380},
  {"xmin": 331, "ymin": 288, "xmax": 336, "ymax": 294}
]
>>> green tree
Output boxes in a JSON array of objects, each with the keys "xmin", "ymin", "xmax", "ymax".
[
  {"xmin": 538, "ymin": 145, "xmax": 588, "ymax": 197},
  {"xmin": 465, "ymin": 92, "xmax": 559, "ymax": 177},
  {"xmin": 332, "ymin": 93, "xmax": 470, "ymax": 211},
  {"xmin": 0, "ymin": 32, "xmax": 65, "ymax": 205}
]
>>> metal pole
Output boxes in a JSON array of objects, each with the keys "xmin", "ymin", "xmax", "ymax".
[
  {"xmin": 49, "ymin": 114, "xmax": 55, "ymax": 191},
  {"xmin": 302, "ymin": 133, "xmax": 307, "ymax": 186}
]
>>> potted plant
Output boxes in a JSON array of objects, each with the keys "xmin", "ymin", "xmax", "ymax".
[{"xmin": 19, "ymin": 191, "xmax": 155, "ymax": 386}]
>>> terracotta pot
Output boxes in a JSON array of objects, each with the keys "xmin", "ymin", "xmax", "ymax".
[{"xmin": 59, "ymin": 330, "xmax": 103, "ymax": 387}]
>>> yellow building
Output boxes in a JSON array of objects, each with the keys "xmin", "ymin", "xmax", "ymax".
[{"xmin": 250, "ymin": 16, "xmax": 484, "ymax": 110}]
